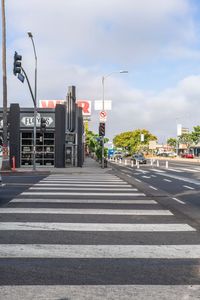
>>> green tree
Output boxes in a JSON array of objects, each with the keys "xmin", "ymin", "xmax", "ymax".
[
  {"xmin": 85, "ymin": 129, "xmax": 109, "ymax": 160},
  {"xmin": 191, "ymin": 126, "xmax": 200, "ymax": 145},
  {"xmin": 113, "ymin": 129, "xmax": 157, "ymax": 154},
  {"xmin": 178, "ymin": 133, "xmax": 193, "ymax": 151},
  {"xmin": 167, "ymin": 138, "xmax": 177, "ymax": 149}
]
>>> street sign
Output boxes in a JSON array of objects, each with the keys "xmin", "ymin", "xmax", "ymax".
[
  {"xmin": 99, "ymin": 110, "xmax": 107, "ymax": 122},
  {"xmin": 95, "ymin": 100, "xmax": 112, "ymax": 111}
]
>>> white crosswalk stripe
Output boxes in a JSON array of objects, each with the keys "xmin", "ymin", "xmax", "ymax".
[{"xmin": 0, "ymin": 170, "xmax": 199, "ymax": 299}]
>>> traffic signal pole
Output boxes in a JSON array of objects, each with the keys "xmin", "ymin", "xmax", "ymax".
[
  {"xmin": 21, "ymin": 67, "xmax": 37, "ymax": 171},
  {"xmin": 101, "ymin": 76, "xmax": 105, "ymax": 169}
]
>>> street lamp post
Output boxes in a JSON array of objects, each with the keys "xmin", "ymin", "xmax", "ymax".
[
  {"xmin": 101, "ymin": 70, "xmax": 128, "ymax": 168},
  {"xmin": 28, "ymin": 32, "xmax": 37, "ymax": 171},
  {"xmin": 1, "ymin": 0, "xmax": 9, "ymax": 170}
]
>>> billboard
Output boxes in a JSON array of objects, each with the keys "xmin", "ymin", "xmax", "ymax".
[
  {"xmin": 76, "ymin": 100, "xmax": 91, "ymax": 116},
  {"xmin": 39, "ymin": 100, "xmax": 91, "ymax": 117},
  {"xmin": 39, "ymin": 100, "xmax": 65, "ymax": 108}
]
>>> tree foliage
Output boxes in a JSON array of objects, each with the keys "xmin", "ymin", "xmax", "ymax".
[
  {"xmin": 85, "ymin": 129, "xmax": 109, "ymax": 160},
  {"xmin": 113, "ymin": 129, "xmax": 157, "ymax": 154},
  {"xmin": 167, "ymin": 138, "xmax": 177, "ymax": 148}
]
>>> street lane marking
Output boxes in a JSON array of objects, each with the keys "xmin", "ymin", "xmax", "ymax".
[
  {"xmin": 176, "ymin": 168, "xmax": 199, "ymax": 173},
  {"xmin": 0, "ymin": 285, "xmax": 200, "ymax": 300},
  {"xmin": 151, "ymin": 169, "xmax": 166, "ymax": 173},
  {"xmin": 183, "ymin": 185, "xmax": 195, "ymax": 190},
  {"xmin": 142, "ymin": 176, "xmax": 151, "ymax": 179},
  {"xmin": 172, "ymin": 198, "xmax": 186, "ymax": 205},
  {"xmin": 0, "ymin": 222, "xmax": 195, "ymax": 231},
  {"xmin": 10, "ymin": 198, "xmax": 157, "ymax": 204},
  {"xmin": 151, "ymin": 175, "xmax": 157, "ymax": 178},
  {"xmin": 151, "ymin": 172, "xmax": 200, "ymax": 186},
  {"xmin": 166, "ymin": 168, "xmax": 182, "ymax": 173},
  {"xmin": 163, "ymin": 179, "xmax": 172, "ymax": 182},
  {"xmin": 0, "ymin": 208, "xmax": 172, "ymax": 216},
  {"xmin": 29, "ymin": 187, "xmax": 138, "ymax": 191},
  {"xmin": 149, "ymin": 186, "xmax": 158, "ymax": 191},
  {"xmin": 37, "ymin": 183, "xmax": 132, "ymax": 187},
  {"xmin": 21, "ymin": 192, "xmax": 146, "ymax": 196},
  {"xmin": 135, "ymin": 179, "xmax": 141, "ymax": 182},
  {"xmin": 1, "ymin": 244, "xmax": 200, "ymax": 258}
]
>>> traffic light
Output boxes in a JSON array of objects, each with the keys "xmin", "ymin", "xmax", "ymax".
[
  {"xmin": 99, "ymin": 122, "xmax": 105, "ymax": 136},
  {"xmin": 13, "ymin": 51, "xmax": 22, "ymax": 76},
  {"xmin": 40, "ymin": 117, "xmax": 46, "ymax": 133}
]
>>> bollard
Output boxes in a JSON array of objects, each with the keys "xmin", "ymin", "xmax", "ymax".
[
  {"xmin": 150, "ymin": 159, "xmax": 153, "ymax": 166},
  {"xmin": 137, "ymin": 161, "xmax": 140, "ymax": 169},
  {"xmin": 12, "ymin": 156, "xmax": 16, "ymax": 171},
  {"xmin": 119, "ymin": 158, "xmax": 122, "ymax": 164},
  {"xmin": 156, "ymin": 160, "xmax": 159, "ymax": 167},
  {"xmin": 131, "ymin": 160, "xmax": 134, "ymax": 167},
  {"xmin": 166, "ymin": 161, "xmax": 168, "ymax": 169},
  {"xmin": 125, "ymin": 159, "xmax": 127, "ymax": 165}
]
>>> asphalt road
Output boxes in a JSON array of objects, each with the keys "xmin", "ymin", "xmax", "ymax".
[{"xmin": 0, "ymin": 159, "xmax": 200, "ymax": 299}]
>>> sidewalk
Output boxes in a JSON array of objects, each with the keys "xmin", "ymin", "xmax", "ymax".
[{"xmin": 2, "ymin": 157, "xmax": 111, "ymax": 175}]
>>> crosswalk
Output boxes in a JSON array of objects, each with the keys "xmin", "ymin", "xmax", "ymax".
[{"xmin": 0, "ymin": 172, "xmax": 200, "ymax": 299}]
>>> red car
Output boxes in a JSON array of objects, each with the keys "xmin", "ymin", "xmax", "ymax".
[{"xmin": 181, "ymin": 153, "xmax": 194, "ymax": 158}]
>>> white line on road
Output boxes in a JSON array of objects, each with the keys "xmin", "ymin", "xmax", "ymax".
[
  {"xmin": 163, "ymin": 179, "xmax": 172, "ymax": 182},
  {"xmin": 135, "ymin": 179, "xmax": 141, "ymax": 183},
  {"xmin": 149, "ymin": 186, "xmax": 158, "ymax": 191},
  {"xmin": 151, "ymin": 169, "xmax": 166, "ymax": 173},
  {"xmin": 1, "ymin": 244, "xmax": 200, "ymax": 258},
  {"xmin": 10, "ymin": 198, "xmax": 157, "ymax": 204},
  {"xmin": 37, "ymin": 183, "xmax": 132, "ymax": 187},
  {"xmin": 166, "ymin": 168, "xmax": 183, "ymax": 173},
  {"xmin": 0, "ymin": 208, "xmax": 173, "ymax": 216},
  {"xmin": 0, "ymin": 222, "xmax": 195, "ymax": 231},
  {"xmin": 29, "ymin": 187, "xmax": 137, "ymax": 191},
  {"xmin": 172, "ymin": 198, "xmax": 186, "ymax": 205},
  {"xmin": 21, "ymin": 192, "xmax": 146, "ymax": 196},
  {"xmin": 42, "ymin": 181, "xmax": 126, "ymax": 184},
  {"xmin": 183, "ymin": 185, "xmax": 195, "ymax": 190},
  {"xmin": 0, "ymin": 285, "xmax": 200, "ymax": 300}
]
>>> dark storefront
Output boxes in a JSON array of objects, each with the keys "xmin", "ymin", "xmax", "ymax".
[{"xmin": 0, "ymin": 87, "xmax": 84, "ymax": 168}]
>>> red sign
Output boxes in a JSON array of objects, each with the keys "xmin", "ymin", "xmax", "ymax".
[
  {"xmin": 39, "ymin": 100, "xmax": 65, "ymax": 108},
  {"xmin": 39, "ymin": 99, "xmax": 92, "ymax": 117},
  {"xmin": 76, "ymin": 100, "xmax": 91, "ymax": 116}
]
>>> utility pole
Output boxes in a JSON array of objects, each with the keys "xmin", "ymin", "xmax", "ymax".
[{"xmin": 1, "ymin": 0, "xmax": 9, "ymax": 169}]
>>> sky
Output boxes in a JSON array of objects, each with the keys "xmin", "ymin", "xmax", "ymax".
[{"xmin": 1, "ymin": 0, "xmax": 200, "ymax": 143}]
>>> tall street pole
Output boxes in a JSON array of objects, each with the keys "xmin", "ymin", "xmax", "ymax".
[
  {"xmin": 101, "ymin": 76, "xmax": 105, "ymax": 168},
  {"xmin": 1, "ymin": 0, "xmax": 9, "ymax": 169},
  {"xmin": 28, "ymin": 32, "xmax": 37, "ymax": 171},
  {"xmin": 101, "ymin": 70, "xmax": 128, "ymax": 169}
]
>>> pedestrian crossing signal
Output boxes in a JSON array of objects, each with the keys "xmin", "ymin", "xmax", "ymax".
[{"xmin": 99, "ymin": 122, "xmax": 105, "ymax": 136}]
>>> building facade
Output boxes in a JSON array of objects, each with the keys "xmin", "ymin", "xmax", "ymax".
[{"xmin": 0, "ymin": 86, "xmax": 84, "ymax": 168}]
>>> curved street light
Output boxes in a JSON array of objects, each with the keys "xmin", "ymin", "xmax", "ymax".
[{"xmin": 101, "ymin": 70, "xmax": 128, "ymax": 168}]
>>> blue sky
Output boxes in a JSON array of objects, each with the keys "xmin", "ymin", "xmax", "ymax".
[{"xmin": 1, "ymin": 0, "xmax": 200, "ymax": 142}]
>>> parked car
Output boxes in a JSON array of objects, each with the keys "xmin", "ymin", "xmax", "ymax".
[
  {"xmin": 181, "ymin": 153, "xmax": 194, "ymax": 159},
  {"xmin": 131, "ymin": 153, "xmax": 147, "ymax": 164},
  {"xmin": 157, "ymin": 152, "xmax": 177, "ymax": 157},
  {"xmin": 113, "ymin": 151, "xmax": 124, "ymax": 160}
]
